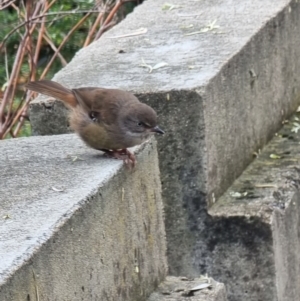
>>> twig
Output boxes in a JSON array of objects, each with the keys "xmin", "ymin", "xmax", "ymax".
[
  {"xmin": 0, "ymin": 0, "xmax": 43, "ymax": 136},
  {"xmin": 0, "ymin": 38, "xmax": 26, "ymax": 135},
  {"xmin": 1, "ymin": 0, "xmax": 138, "ymax": 138},
  {"xmin": 13, "ymin": 115, "xmax": 26, "ymax": 137},
  {"xmin": 95, "ymin": 0, "xmax": 125, "ymax": 40},
  {"xmin": 31, "ymin": 2, "xmax": 49, "ymax": 80},
  {"xmin": 4, "ymin": 47, "xmax": 10, "ymax": 82},
  {"xmin": 43, "ymin": 30, "xmax": 67, "ymax": 66},
  {"xmin": 0, "ymin": 0, "xmax": 17, "ymax": 10},
  {"xmin": 0, "ymin": 9, "xmax": 102, "ymax": 52},
  {"xmin": 25, "ymin": 0, "xmax": 35, "ymax": 81},
  {"xmin": 12, "ymin": 1, "xmax": 47, "ymax": 137},
  {"xmin": 0, "ymin": 0, "xmax": 55, "ymax": 137},
  {"xmin": 40, "ymin": 12, "xmax": 92, "ymax": 79},
  {"xmin": 3, "ymin": 92, "xmax": 33, "ymax": 138},
  {"xmin": 106, "ymin": 27, "xmax": 147, "ymax": 39},
  {"xmin": 84, "ymin": 10, "xmax": 104, "ymax": 47}
]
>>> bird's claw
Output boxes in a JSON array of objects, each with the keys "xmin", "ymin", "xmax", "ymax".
[{"xmin": 101, "ymin": 149, "xmax": 136, "ymax": 168}]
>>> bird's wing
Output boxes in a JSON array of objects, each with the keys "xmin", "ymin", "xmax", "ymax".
[{"xmin": 72, "ymin": 88, "xmax": 137, "ymax": 125}]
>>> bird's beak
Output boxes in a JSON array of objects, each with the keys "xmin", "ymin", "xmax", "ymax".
[{"xmin": 151, "ymin": 126, "xmax": 165, "ymax": 135}]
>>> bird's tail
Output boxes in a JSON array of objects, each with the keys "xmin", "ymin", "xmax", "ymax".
[{"xmin": 26, "ymin": 80, "xmax": 77, "ymax": 107}]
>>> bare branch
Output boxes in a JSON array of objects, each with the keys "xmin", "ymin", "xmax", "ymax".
[
  {"xmin": 0, "ymin": 0, "xmax": 140, "ymax": 138},
  {"xmin": 0, "ymin": 9, "xmax": 103, "ymax": 52},
  {"xmin": 0, "ymin": 0, "xmax": 17, "ymax": 10},
  {"xmin": 4, "ymin": 47, "xmax": 10, "ymax": 82},
  {"xmin": 40, "ymin": 12, "xmax": 92, "ymax": 79},
  {"xmin": 43, "ymin": 29, "xmax": 67, "ymax": 66},
  {"xmin": 84, "ymin": 10, "xmax": 104, "ymax": 47}
]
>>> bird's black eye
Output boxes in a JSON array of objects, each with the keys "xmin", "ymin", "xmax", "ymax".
[
  {"xmin": 137, "ymin": 122, "xmax": 143, "ymax": 127},
  {"xmin": 89, "ymin": 111, "xmax": 98, "ymax": 122}
]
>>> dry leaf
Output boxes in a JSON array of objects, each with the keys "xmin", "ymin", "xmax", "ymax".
[
  {"xmin": 255, "ymin": 184, "xmax": 277, "ymax": 188},
  {"xmin": 69, "ymin": 155, "xmax": 84, "ymax": 162},
  {"xmin": 162, "ymin": 3, "xmax": 183, "ymax": 10},
  {"xmin": 185, "ymin": 19, "xmax": 220, "ymax": 36},
  {"xmin": 107, "ymin": 28, "xmax": 147, "ymax": 39},
  {"xmin": 190, "ymin": 283, "xmax": 212, "ymax": 291},
  {"xmin": 230, "ymin": 191, "xmax": 248, "ymax": 198},
  {"xmin": 139, "ymin": 59, "xmax": 168, "ymax": 73},
  {"xmin": 51, "ymin": 186, "xmax": 65, "ymax": 192},
  {"xmin": 291, "ymin": 122, "xmax": 300, "ymax": 133},
  {"xmin": 270, "ymin": 154, "xmax": 281, "ymax": 159},
  {"xmin": 152, "ymin": 62, "xmax": 168, "ymax": 70}
]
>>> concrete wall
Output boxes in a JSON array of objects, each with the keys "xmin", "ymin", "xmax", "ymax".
[
  {"xmin": 26, "ymin": 0, "xmax": 300, "ymax": 300},
  {"xmin": 29, "ymin": 0, "xmax": 300, "ymax": 280},
  {"xmin": 0, "ymin": 135, "xmax": 167, "ymax": 300}
]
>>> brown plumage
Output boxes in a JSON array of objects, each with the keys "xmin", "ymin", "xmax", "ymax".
[{"xmin": 26, "ymin": 80, "xmax": 164, "ymax": 166}]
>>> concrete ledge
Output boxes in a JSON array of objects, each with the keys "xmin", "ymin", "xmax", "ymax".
[
  {"xmin": 208, "ymin": 115, "xmax": 300, "ymax": 300},
  {"xmin": 0, "ymin": 135, "xmax": 167, "ymax": 300},
  {"xmin": 147, "ymin": 276, "xmax": 227, "ymax": 301}
]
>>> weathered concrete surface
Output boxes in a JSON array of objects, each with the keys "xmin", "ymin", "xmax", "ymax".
[
  {"xmin": 147, "ymin": 276, "xmax": 227, "ymax": 301},
  {"xmin": 207, "ymin": 115, "xmax": 300, "ymax": 301},
  {"xmin": 29, "ymin": 0, "xmax": 300, "ymax": 293},
  {"xmin": 0, "ymin": 135, "xmax": 167, "ymax": 300}
]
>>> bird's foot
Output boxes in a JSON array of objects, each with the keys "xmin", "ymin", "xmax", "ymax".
[{"xmin": 101, "ymin": 149, "xmax": 136, "ymax": 168}]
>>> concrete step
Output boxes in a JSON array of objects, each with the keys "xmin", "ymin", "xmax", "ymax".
[
  {"xmin": 209, "ymin": 114, "xmax": 300, "ymax": 300},
  {"xmin": 0, "ymin": 135, "xmax": 167, "ymax": 300},
  {"xmin": 147, "ymin": 276, "xmax": 227, "ymax": 301}
]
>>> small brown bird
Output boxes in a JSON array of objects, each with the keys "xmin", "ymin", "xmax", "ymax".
[{"xmin": 26, "ymin": 80, "xmax": 164, "ymax": 166}]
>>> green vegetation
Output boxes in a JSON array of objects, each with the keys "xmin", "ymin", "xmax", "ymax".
[{"xmin": 0, "ymin": 1, "xmax": 98, "ymax": 85}]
